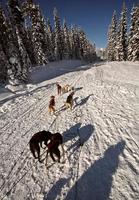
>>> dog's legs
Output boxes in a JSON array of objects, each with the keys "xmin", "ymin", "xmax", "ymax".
[
  {"xmin": 65, "ymin": 103, "xmax": 69, "ymax": 109},
  {"xmin": 49, "ymin": 107, "xmax": 55, "ymax": 115},
  {"xmin": 31, "ymin": 149, "xmax": 37, "ymax": 159},
  {"xmin": 50, "ymin": 151, "xmax": 56, "ymax": 162},
  {"xmin": 30, "ymin": 143, "xmax": 37, "ymax": 159},
  {"xmin": 70, "ymin": 100, "xmax": 73, "ymax": 110},
  {"xmin": 45, "ymin": 150, "xmax": 49, "ymax": 168},
  {"xmin": 49, "ymin": 108, "xmax": 51, "ymax": 114},
  {"xmin": 52, "ymin": 107, "xmax": 56, "ymax": 113},
  {"xmin": 36, "ymin": 144, "xmax": 41, "ymax": 162},
  {"xmin": 53, "ymin": 148, "xmax": 61, "ymax": 163}
]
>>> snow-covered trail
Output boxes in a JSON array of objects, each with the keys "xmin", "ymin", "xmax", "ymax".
[{"xmin": 0, "ymin": 61, "xmax": 139, "ymax": 200}]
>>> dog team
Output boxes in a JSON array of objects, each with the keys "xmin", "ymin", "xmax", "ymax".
[
  {"xmin": 48, "ymin": 83, "xmax": 75, "ymax": 114},
  {"xmin": 29, "ymin": 82, "xmax": 75, "ymax": 166}
]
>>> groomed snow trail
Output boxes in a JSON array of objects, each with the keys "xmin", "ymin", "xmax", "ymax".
[{"xmin": 0, "ymin": 61, "xmax": 139, "ymax": 200}]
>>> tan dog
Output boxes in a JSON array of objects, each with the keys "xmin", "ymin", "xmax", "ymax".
[
  {"xmin": 65, "ymin": 91, "xmax": 75, "ymax": 109},
  {"xmin": 29, "ymin": 130, "xmax": 52, "ymax": 162},
  {"xmin": 48, "ymin": 96, "xmax": 55, "ymax": 114},
  {"xmin": 62, "ymin": 84, "xmax": 74, "ymax": 93}
]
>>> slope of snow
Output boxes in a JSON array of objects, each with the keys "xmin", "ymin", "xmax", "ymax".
[{"xmin": 0, "ymin": 61, "xmax": 139, "ymax": 200}]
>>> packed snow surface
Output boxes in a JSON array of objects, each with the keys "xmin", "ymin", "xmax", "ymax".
[{"xmin": 0, "ymin": 60, "xmax": 139, "ymax": 200}]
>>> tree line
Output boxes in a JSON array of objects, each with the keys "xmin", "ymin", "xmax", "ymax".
[
  {"xmin": 107, "ymin": 2, "xmax": 139, "ymax": 61},
  {"xmin": 0, "ymin": 0, "xmax": 97, "ymax": 85}
]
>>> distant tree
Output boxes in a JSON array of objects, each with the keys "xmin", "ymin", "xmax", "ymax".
[
  {"xmin": 78, "ymin": 29, "xmax": 87, "ymax": 59},
  {"xmin": 53, "ymin": 7, "xmax": 64, "ymax": 60},
  {"xmin": 63, "ymin": 19, "xmax": 72, "ymax": 59},
  {"xmin": 70, "ymin": 25, "xmax": 81, "ymax": 59},
  {"xmin": 116, "ymin": 2, "xmax": 128, "ymax": 61},
  {"xmin": 128, "ymin": 5, "xmax": 139, "ymax": 61},
  {"xmin": 44, "ymin": 18, "xmax": 55, "ymax": 61},
  {"xmin": 107, "ymin": 11, "xmax": 117, "ymax": 61},
  {"xmin": 85, "ymin": 41, "xmax": 97, "ymax": 62}
]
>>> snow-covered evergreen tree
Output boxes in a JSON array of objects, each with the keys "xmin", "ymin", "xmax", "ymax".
[
  {"xmin": 116, "ymin": 3, "xmax": 128, "ymax": 61},
  {"xmin": 0, "ymin": 42, "xmax": 8, "ymax": 83},
  {"xmin": 8, "ymin": 0, "xmax": 30, "ymax": 83},
  {"xmin": 21, "ymin": 1, "xmax": 37, "ymax": 65},
  {"xmin": 85, "ymin": 41, "xmax": 97, "ymax": 62},
  {"xmin": 29, "ymin": 3, "xmax": 48, "ymax": 65},
  {"xmin": 70, "ymin": 25, "xmax": 80, "ymax": 59},
  {"xmin": 78, "ymin": 28, "xmax": 96, "ymax": 61},
  {"xmin": 78, "ymin": 28, "xmax": 87, "ymax": 59},
  {"xmin": 53, "ymin": 7, "xmax": 64, "ymax": 60},
  {"xmin": 42, "ymin": 18, "xmax": 54, "ymax": 62},
  {"xmin": 63, "ymin": 19, "xmax": 72, "ymax": 59},
  {"xmin": 0, "ymin": 4, "xmax": 21, "ymax": 84},
  {"xmin": 107, "ymin": 11, "xmax": 117, "ymax": 61},
  {"xmin": 128, "ymin": 5, "xmax": 139, "ymax": 61}
]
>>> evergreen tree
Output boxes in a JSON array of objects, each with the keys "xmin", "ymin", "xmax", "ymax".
[
  {"xmin": 116, "ymin": 3, "xmax": 128, "ymax": 61},
  {"xmin": 63, "ymin": 19, "xmax": 72, "ymax": 59},
  {"xmin": 8, "ymin": 0, "xmax": 30, "ymax": 82},
  {"xmin": 107, "ymin": 11, "xmax": 117, "ymax": 61},
  {"xmin": 46, "ymin": 18, "xmax": 55, "ymax": 61},
  {"xmin": 42, "ymin": 18, "xmax": 54, "ymax": 62},
  {"xmin": 21, "ymin": 0, "xmax": 37, "ymax": 65},
  {"xmin": 53, "ymin": 7, "xmax": 64, "ymax": 60},
  {"xmin": 85, "ymin": 41, "xmax": 97, "ymax": 62},
  {"xmin": 78, "ymin": 28, "xmax": 90, "ymax": 60},
  {"xmin": 128, "ymin": 5, "xmax": 139, "ymax": 61},
  {"xmin": 0, "ymin": 42, "xmax": 8, "ymax": 83},
  {"xmin": 0, "ymin": 4, "xmax": 21, "ymax": 84},
  {"xmin": 29, "ymin": 3, "xmax": 48, "ymax": 65},
  {"xmin": 70, "ymin": 25, "xmax": 80, "ymax": 59}
]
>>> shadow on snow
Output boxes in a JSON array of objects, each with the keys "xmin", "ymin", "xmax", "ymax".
[{"xmin": 44, "ymin": 140, "xmax": 125, "ymax": 200}]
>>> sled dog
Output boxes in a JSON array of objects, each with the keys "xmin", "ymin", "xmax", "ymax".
[
  {"xmin": 29, "ymin": 130, "xmax": 52, "ymax": 162},
  {"xmin": 65, "ymin": 91, "xmax": 75, "ymax": 109},
  {"xmin": 49, "ymin": 95, "xmax": 56, "ymax": 114},
  {"xmin": 45, "ymin": 132, "xmax": 64, "ymax": 166}
]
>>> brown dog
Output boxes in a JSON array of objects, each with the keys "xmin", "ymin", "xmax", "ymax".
[
  {"xmin": 48, "ymin": 95, "xmax": 55, "ymax": 114},
  {"xmin": 45, "ymin": 132, "xmax": 64, "ymax": 166},
  {"xmin": 56, "ymin": 83, "xmax": 62, "ymax": 95},
  {"xmin": 65, "ymin": 91, "xmax": 75, "ymax": 109},
  {"xmin": 29, "ymin": 130, "xmax": 52, "ymax": 162}
]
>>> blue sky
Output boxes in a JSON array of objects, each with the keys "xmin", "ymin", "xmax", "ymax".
[
  {"xmin": 36, "ymin": 0, "xmax": 138, "ymax": 48},
  {"xmin": 2, "ymin": 0, "xmax": 139, "ymax": 48}
]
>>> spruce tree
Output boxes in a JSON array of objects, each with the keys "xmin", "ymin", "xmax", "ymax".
[
  {"xmin": 8, "ymin": 0, "xmax": 30, "ymax": 83},
  {"xmin": 46, "ymin": 18, "xmax": 55, "ymax": 61},
  {"xmin": 116, "ymin": 3, "xmax": 128, "ymax": 61},
  {"xmin": 63, "ymin": 19, "xmax": 72, "ymax": 59},
  {"xmin": 70, "ymin": 25, "xmax": 80, "ymax": 59},
  {"xmin": 0, "ymin": 42, "xmax": 8, "ymax": 83},
  {"xmin": 107, "ymin": 11, "xmax": 117, "ymax": 61},
  {"xmin": 29, "ymin": 3, "xmax": 48, "ymax": 65},
  {"xmin": 128, "ymin": 5, "xmax": 139, "ymax": 61},
  {"xmin": 53, "ymin": 7, "xmax": 64, "ymax": 60},
  {"xmin": 78, "ymin": 28, "xmax": 89, "ymax": 60},
  {"xmin": 0, "ymin": 4, "xmax": 21, "ymax": 84},
  {"xmin": 85, "ymin": 41, "xmax": 97, "ymax": 62}
]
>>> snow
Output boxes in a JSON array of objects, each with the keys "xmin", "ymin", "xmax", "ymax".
[{"xmin": 0, "ymin": 60, "xmax": 139, "ymax": 200}]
